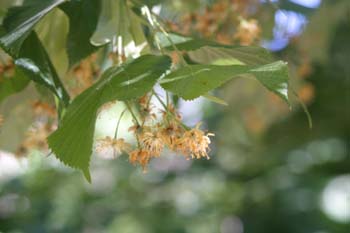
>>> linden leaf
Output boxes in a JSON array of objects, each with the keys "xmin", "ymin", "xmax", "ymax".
[
  {"xmin": 128, "ymin": 7, "xmax": 146, "ymax": 46},
  {"xmin": 60, "ymin": 0, "xmax": 100, "ymax": 66},
  {"xmin": 0, "ymin": 1, "xmax": 70, "ymax": 108},
  {"xmin": 186, "ymin": 46, "xmax": 274, "ymax": 66},
  {"xmin": 90, "ymin": 0, "xmax": 130, "ymax": 46},
  {"xmin": 161, "ymin": 61, "xmax": 289, "ymax": 104},
  {"xmin": 15, "ymin": 32, "xmax": 70, "ymax": 107},
  {"xmin": 47, "ymin": 55, "xmax": 171, "ymax": 182},
  {"xmin": 0, "ymin": 0, "xmax": 66, "ymax": 57},
  {"xmin": 165, "ymin": 39, "xmax": 274, "ymax": 65}
]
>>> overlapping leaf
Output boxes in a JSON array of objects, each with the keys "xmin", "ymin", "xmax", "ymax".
[
  {"xmin": 35, "ymin": 8, "xmax": 69, "ymax": 77},
  {"xmin": 0, "ymin": 0, "xmax": 66, "ymax": 56},
  {"xmin": 186, "ymin": 46, "xmax": 274, "ymax": 66},
  {"xmin": 16, "ymin": 32, "xmax": 70, "ymax": 106},
  {"xmin": 48, "ymin": 55, "xmax": 171, "ymax": 181},
  {"xmin": 128, "ymin": 7, "xmax": 147, "ymax": 45},
  {"xmin": 165, "ymin": 39, "xmax": 274, "ymax": 65},
  {"xmin": 90, "ymin": 0, "xmax": 146, "ymax": 47},
  {"xmin": 0, "ymin": 0, "xmax": 69, "ymax": 108},
  {"xmin": 161, "ymin": 61, "xmax": 289, "ymax": 103},
  {"xmin": 60, "ymin": 0, "xmax": 100, "ymax": 66},
  {"xmin": 90, "ymin": 0, "xmax": 129, "ymax": 46}
]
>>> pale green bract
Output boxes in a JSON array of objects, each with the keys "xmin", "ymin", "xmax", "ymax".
[{"xmin": 90, "ymin": 0, "xmax": 145, "ymax": 47}]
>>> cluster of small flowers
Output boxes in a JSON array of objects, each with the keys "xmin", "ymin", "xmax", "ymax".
[
  {"xmin": 234, "ymin": 19, "xmax": 261, "ymax": 45},
  {"xmin": 17, "ymin": 122, "xmax": 56, "ymax": 156},
  {"xmin": 0, "ymin": 59, "xmax": 15, "ymax": 78},
  {"xmin": 67, "ymin": 53, "xmax": 126, "ymax": 97},
  {"xmin": 68, "ymin": 54, "xmax": 101, "ymax": 97},
  {"xmin": 16, "ymin": 101, "xmax": 57, "ymax": 156},
  {"xmin": 95, "ymin": 94, "xmax": 214, "ymax": 171},
  {"xmin": 167, "ymin": 0, "xmax": 261, "ymax": 45}
]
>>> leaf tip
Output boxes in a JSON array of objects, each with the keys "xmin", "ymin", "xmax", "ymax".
[{"xmin": 83, "ymin": 168, "xmax": 91, "ymax": 183}]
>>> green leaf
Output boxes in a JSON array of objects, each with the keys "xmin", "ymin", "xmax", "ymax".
[
  {"xmin": 0, "ymin": 68, "xmax": 30, "ymax": 103},
  {"xmin": 48, "ymin": 55, "xmax": 171, "ymax": 181},
  {"xmin": 60, "ymin": 0, "xmax": 100, "ymax": 66},
  {"xmin": 164, "ymin": 38, "xmax": 218, "ymax": 51},
  {"xmin": 15, "ymin": 32, "xmax": 70, "ymax": 106},
  {"xmin": 202, "ymin": 93, "xmax": 228, "ymax": 106},
  {"xmin": 128, "ymin": 7, "xmax": 146, "ymax": 46},
  {"xmin": 0, "ymin": 0, "xmax": 66, "ymax": 57},
  {"xmin": 161, "ymin": 61, "xmax": 289, "ymax": 103},
  {"xmin": 187, "ymin": 46, "xmax": 274, "ymax": 66},
  {"xmin": 35, "ymin": 8, "xmax": 69, "ymax": 77},
  {"xmin": 165, "ymin": 39, "xmax": 274, "ymax": 65},
  {"xmin": 90, "ymin": 0, "xmax": 130, "ymax": 46}
]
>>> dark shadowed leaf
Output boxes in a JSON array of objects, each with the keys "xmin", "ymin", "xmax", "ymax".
[
  {"xmin": 0, "ymin": 0, "xmax": 65, "ymax": 56},
  {"xmin": 60, "ymin": 0, "xmax": 100, "ymax": 66},
  {"xmin": 15, "ymin": 32, "xmax": 70, "ymax": 106}
]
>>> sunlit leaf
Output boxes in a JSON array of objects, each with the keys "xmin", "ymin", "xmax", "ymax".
[
  {"xmin": 48, "ymin": 55, "xmax": 171, "ymax": 181},
  {"xmin": 187, "ymin": 46, "xmax": 274, "ymax": 66},
  {"xmin": 155, "ymin": 32, "xmax": 191, "ymax": 48},
  {"xmin": 161, "ymin": 61, "xmax": 289, "ymax": 103},
  {"xmin": 35, "ymin": 8, "xmax": 69, "ymax": 76},
  {"xmin": 90, "ymin": 0, "xmax": 130, "ymax": 46},
  {"xmin": 166, "ymin": 39, "xmax": 274, "ymax": 65},
  {"xmin": 128, "ymin": 8, "xmax": 146, "ymax": 46}
]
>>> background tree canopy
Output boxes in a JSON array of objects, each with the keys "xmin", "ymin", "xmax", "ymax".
[{"xmin": 0, "ymin": 0, "xmax": 349, "ymax": 233}]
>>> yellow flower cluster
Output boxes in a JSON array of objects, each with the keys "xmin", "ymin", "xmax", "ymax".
[{"xmin": 95, "ymin": 94, "xmax": 214, "ymax": 171}]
